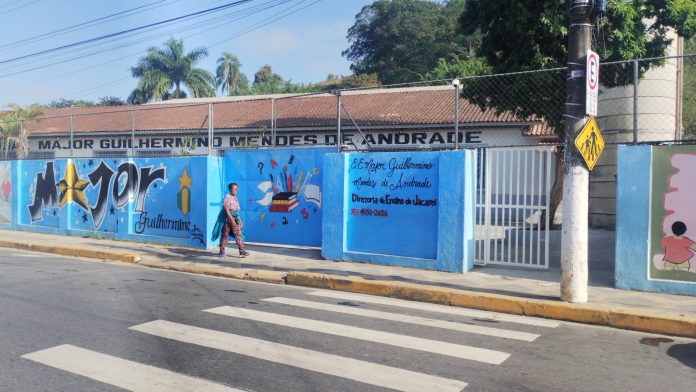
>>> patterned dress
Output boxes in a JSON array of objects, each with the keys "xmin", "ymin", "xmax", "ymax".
[{"xmin": 219, "ymin": 193, "xmax": 245, "ymax": 254}]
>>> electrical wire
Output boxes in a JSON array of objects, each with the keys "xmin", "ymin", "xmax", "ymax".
[
  {"xmin": 0, "ymin": 0, "xmax": 254, "ymax": 66},
  {"xmin": 0, "ymin": 0, "xmax": 179, "ymax": 51},
  {"xmin": 0, "ymin": 0, "xmax": 293, "ymax": 78},
  {"xmin": 0, "ymin": 0, "xmax": 42, "ymax": 15}
]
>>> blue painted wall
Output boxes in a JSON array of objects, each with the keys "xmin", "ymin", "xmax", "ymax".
[
  {"xmin": 322, "ymin": 150, "xmax": 476, "ymax": 273},
  {"xmin": 8, "ymin": 156, "xmax": 221, "ymax": 248},
  {"xmin": 223, "ymin": 148, "xmax": 331, "ymax": 247},
  {"xmin": 615, "ymin": 145, "xmax": 696, "ymax": 295},
  {"xmin": 0, "ymin": 160, "xmax": 13, "ymax": 228}
]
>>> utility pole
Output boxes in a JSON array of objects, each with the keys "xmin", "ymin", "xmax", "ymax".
[{"xmin": 561, "ymin": 0, "xmax": 594, "ymax": 303}]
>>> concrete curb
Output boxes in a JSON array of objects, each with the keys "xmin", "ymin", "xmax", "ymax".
[
  {"xmin": 0, "ymin": 239, "xmax": 141, "ymax": 264},
  {"xmin": 138, "ymin": 260, "xmax": 288, "ymax": 285},
  {"xmin": 285, "ymin": 272, "xmax": 696, "ymax": 338},
  {"xmin": 3, "ymin": 239, "xmax": 694, "ymax": 338}
]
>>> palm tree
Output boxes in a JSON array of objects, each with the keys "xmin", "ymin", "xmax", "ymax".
[
  {"xmin": 130, "ymin": 38, "xmax": 215, "ymax": 102},
  {"xmin": 0, "ymin": 103, "xmax": 43, "ymax": 158},
  {"xmin": 215, "ymin": 52, "xmax": 250, "ymax": 96}
]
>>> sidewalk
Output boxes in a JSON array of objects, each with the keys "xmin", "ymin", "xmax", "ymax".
[{"xmin": 1, "ymin": 229, "xmax": 695, "ymax": 338}]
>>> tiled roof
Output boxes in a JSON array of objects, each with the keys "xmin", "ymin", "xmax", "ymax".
[{"xmin": 25, "ymin": 86, "xmax": 555, "ymax": 137}]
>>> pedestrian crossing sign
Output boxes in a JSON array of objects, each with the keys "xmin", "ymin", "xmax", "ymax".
[{"xmin": 574, "ymin": 116, "xmax": 604, "ymax": 171}]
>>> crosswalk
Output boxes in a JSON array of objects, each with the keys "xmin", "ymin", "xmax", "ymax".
[{"xmin": 21, "ymin": 289, "xmax": 560, "ymax": 391}]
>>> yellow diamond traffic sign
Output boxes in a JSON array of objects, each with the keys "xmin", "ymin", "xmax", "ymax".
[{"xmin": 574, "ymin": 116, "xmax": 604, "ymax": 171}]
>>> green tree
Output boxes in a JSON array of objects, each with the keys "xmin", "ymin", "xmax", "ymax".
[
  {"xmin": 0, "ymin": 103, "xmax": 43, "ymax": 158},
  {"xmin": 47, "ymin": 98, "xmax": 95, "ymax": 108},
  {"xmin": 460, "ymin": 0, "xmax": 696, "ymax": 226},
  {"xmin": 215, "ymin": 52, "xmax": 251, "ymax": 96},
  {"xmin": 460, "ymin": 0, "xmax": 696, "ymax": 130},
  {"xmin": 130, "ymin": 38, "xmax": 215, "ymax": 102},
  {"xmin": 252, "ymin": 64, "xmax": 285, "ymax": 94},
  {"xmin": 683, "ymin": 38, "xmax": 696, "ymax": 138},
  {"xmin": 97, "ymin": 96, "xmax": 125, "ymax": 106},
  {"xmin": 343, "ymin": 0, "xmax": 474, "ymax": 84}
]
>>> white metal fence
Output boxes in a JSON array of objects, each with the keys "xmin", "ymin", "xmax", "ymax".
[{"xmin": 475, "ymin": 146, "xmax": 554, "ymax": 269}]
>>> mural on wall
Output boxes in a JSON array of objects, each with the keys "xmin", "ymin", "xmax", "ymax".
[
  {"xmin": 23, "ymin": 158, "xmax": 203, "ymax": 244},
  {"xmin": 0, "ymin": 161, "xmax": 11, "ymax": 224},
  {"xmin": 650, "ymin": 146, "xmax": 696, "ymax": 283},
  {"xmin": 226, "ymin": 149, "xmax": 328, "ymax": 247},
  {"xmin": 346, "ymin": 152, "xmax": 440, "ymax": 259}
]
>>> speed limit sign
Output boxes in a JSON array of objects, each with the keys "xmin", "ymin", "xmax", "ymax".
[{"xmin": 586, "ymin": 50, "xmax": 599, "ymax": 116}]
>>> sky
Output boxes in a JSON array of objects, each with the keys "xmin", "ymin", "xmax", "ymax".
[{"xmin": 0, "ymin": 0, "xmax": 373, "ymax": 106}]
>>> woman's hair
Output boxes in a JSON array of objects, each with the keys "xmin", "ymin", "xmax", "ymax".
[{"xmin": 228, "ymin": 182, "xmax": 238, "ymax": 190}]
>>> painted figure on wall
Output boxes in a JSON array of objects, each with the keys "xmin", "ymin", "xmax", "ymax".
[
  {"xmin": 0, "ymin": 162, "xmax": 11, "ymax": 224},
  {"xmin": 650, "ymin": 148, "xmax": 696, "ymax": 282},
  {"xmin": 228, "ymin": 149, "xmax": 327, "ymax": 247}
]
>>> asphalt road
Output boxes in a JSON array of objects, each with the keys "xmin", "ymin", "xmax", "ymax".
[{"xmin": 0, "ymin": 249, "xmax": 694, "ymax": 392}]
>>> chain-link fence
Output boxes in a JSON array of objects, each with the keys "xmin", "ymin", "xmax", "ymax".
[{"xmin": 1, "ymin": 53, "xmax": 693, "ymax": 163}]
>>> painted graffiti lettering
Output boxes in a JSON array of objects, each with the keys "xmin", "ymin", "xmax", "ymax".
[
  {"xmin": 113, "ymin": 163, "xmax": 139, "ymax": 208},
  {"xmin": 28, "ymin": 160, "xmax": 166, "ymax": 229},
  {"xmin": 28, "ymin": 162, "xmax": 59, "ymax": 222},
  {"xmin": 135, "ymin": 166, "xmax": 165, "ymax": 212},
  {"xmin": 88, "ymin": 161, "xmax": 114, "ymax": 229},
  {"xmin": 134, "ymin": 212, "xmax": 190, "ymax": 234}
]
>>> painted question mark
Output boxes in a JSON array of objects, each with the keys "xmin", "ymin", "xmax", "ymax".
[{"xmin": 258, "ymin": 162, "xmax": 264, "ymax": 174}]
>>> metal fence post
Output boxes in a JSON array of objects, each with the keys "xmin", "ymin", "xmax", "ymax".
[
  {"xmin": 69, "ymin": 115, "xmax": 74, "ymax": 159},
  {"xmin": 130, "ymin": 110, "xmax": 136, "ymax": 157},
  {"xmin": 19, "ymin": 121, "xmax": 25, "ymax": 159},
  {"xmin": 271, "ymin": 98, "xmax": 276, "ymax": 148},
  {"xmin": 453, "ymin": 78, "xmax": 460, "ymax": 150},
  {"xmin": 336, "ymin": 91, "xmax": 342, "ymax": 152},
  {"xmin": 633, "ymin": 59, "xmax": 638, "ymax": 144},
  {"xmin": 208, "ymin": 103, "xmax": 213, "ymax": 156}
]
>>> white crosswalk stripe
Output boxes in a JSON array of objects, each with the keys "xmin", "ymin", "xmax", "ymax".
[
  {"xmin": 21, "ymin": 344, "xmax": 245, "ymax": 392},
  {"xmin": 22, "ymin": 289, "xmax": 558, "ymax": 392},
  {"xmin": 262, "ymin": 296, "xmax": 540, "ymax": 341},
  {"xmin": 306, "ymin": 290, "xmax": 561, "ymax": 328},
  {"xmin": 204, "ymin": 305, "xmax": 510, "ymax": 364},
  {"xmin": 130, "ymin": 320, "xmax": 468, "ymax": 392}
]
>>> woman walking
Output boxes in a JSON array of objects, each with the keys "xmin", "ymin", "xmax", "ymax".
[{"xmin": 218, "ymin": 182, "xmax": 250, "ymax": 258}]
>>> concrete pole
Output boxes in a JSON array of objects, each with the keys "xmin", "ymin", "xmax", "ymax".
[
  {"xmin": 271, "ymin": 98, "xmax": 276, "ymax": 148},
  {"xmin": 560, "ymin": 0, "xmax": 593, "ymax": 303}
]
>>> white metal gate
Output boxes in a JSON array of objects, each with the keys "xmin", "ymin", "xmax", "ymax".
[{"xmin": 474, "ymin": 146, "xmax": 554, "ymax": 269}]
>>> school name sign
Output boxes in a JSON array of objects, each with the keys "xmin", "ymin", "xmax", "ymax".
[{"xmin": 32, "ymin": 130, "xmax": 485, "ymax": 151}]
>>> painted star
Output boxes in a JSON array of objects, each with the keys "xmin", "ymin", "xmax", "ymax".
[
  {"xmin": 178, "ymin": 168, "xmax": 191, "ymax": 190},
  {"xmin": 82, "ymin": 212, "xmax": 88, "ymax": 223},
  {"xmin": 56, "ymin": 160, "xmax": 89, "ymax": 210},
  {"xmin": 109, "ymin": 206, "xmax": 115, "ymax": 215},
  {"xmin": 88, "ymin": 159, "xmax": 94, "ymax": 166}
]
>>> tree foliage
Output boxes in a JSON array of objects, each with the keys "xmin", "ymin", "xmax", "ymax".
[
  {"xmin": 130, "ymin": 38, "xmax": 215, "ymax": 102},
  {"xmin": 343, "ymin": 0, "xmax": 475, "ymax": 84},
  {"xmin": 252, "ymin": 64, "xmax": 285, "ymax": 94},
  {"xmin": 683, "ymin": 37, "xmax": 696, "ymax": 138},
  {"xmin": 47, "ymin": 98, "xmax": 95, "ymax": 108},
  {"xmin": 459, "ymin": 0, "xmax": 696, "ymax": 132},
  {"xmin": 97, "ymin": 96, "xmax": 125, "ymax": 106},
  {"xmin": 0, "ymin": 103, "xmax": 44, "ymax": 158},
  {"xmin": 216, "ymin": 52, "xmax": 251, "ymax": 96}
]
